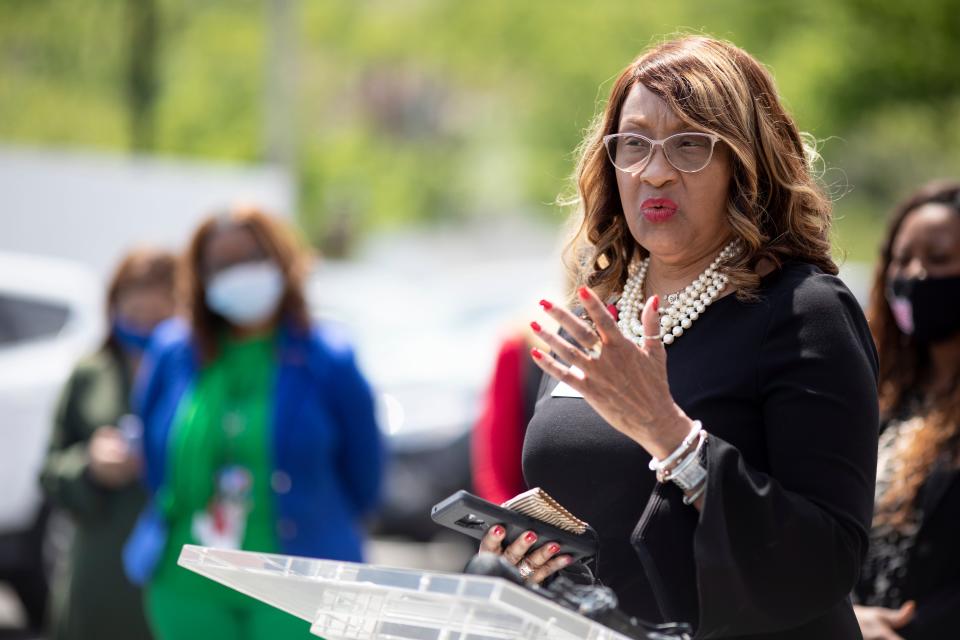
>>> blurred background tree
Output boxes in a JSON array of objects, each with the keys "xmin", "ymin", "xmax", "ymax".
[
  {"xmin": 1, "ymin": 0, "xmax": 958, "ymax": 260},
  {"xmin": 125, "ymin": 0, "xmax": 160, "ymax": 150}
]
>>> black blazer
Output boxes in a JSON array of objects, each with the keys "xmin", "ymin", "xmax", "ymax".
[{"xmin": 860, "ymin": 461, "xmax": 960, "ymax": 640}]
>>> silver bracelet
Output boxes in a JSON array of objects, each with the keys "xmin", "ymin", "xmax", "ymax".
[
  {"xmin": 648, "ymin": 420, "xmax": 702, "ymax": 472},
  {"xmin": 682, "ymin": 480, "xmax": 707, "ymax": 506},
  {"xmin": 658, "ymin": 430, "xmax": 704, "ymax": 482},
  {"xmin": 665, "ymin": 431, "xmax": 708, "ymax": 492}
]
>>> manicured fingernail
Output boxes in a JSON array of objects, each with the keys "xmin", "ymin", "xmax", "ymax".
[
  {"xmin": 539, "ymin": 299, "xmax": 553, "ymax": 311},
  {"xmin": 562, "ymin": 556, "xmax": 573, "ymax": 566},
  {"xmin": 530, "ymin": 321, "xmax": 542, "ymax": 333},
  {"xmin": 577, "ymin": 286, "xmax": 590, "ymax": 301},
  {"xmin": 524, "ymin": 532, "xmax": 538, "ymax": 543},
  {"xmin": 652, "ymin": 295, "xmax": 660, "ymax": 312},
  {"xmin": 548, "ymin": 543, "xmax": 560, "ymax": 554},
  {"xmin": 530, "ymin": 348, "xmax": 543, "ymax": 360},
  {"xmin": 606, "ymin": 304, "xmax": 619, "ymax": 321},
  {"xmin": 491, "ymin": 526, "xmax": 505, "ymax": 537}
]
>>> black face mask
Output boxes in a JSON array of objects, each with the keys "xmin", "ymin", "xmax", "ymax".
[{"xmin": 887, "ymin": 275, "xmax": 960, "ymax": 344}]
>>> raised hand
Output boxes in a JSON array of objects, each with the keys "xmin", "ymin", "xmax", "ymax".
[{"xmin": 531, "ymin": 287, "xmax": 693, "ymax": 461}]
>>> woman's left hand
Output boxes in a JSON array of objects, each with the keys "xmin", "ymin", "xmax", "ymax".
[{"xmin": 531, "ymin": 287, "xmax": 692, "ymax": 460}]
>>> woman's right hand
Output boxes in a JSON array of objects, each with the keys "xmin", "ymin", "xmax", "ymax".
[
  {"xmin": 854, "ymin": 602, "xmax": 915, "ymax": 640},
  {"xmin": 478, "ymin": 525, "xmax": 573, "ymax": 585},
  {"xmin": 88, "ymin": 425, "xmax": 141, "ymax": 489}
]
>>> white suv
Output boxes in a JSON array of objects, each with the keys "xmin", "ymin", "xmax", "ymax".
[{"xmin": 0, "ymin": 252, "xmax": 103, "ymax": 629}]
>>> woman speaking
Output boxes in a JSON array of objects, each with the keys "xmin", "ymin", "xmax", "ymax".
[{"xmin": 478, "ymin": 36, "xmax": 879, "ymax": 640}]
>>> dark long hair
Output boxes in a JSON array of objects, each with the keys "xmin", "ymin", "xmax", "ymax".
[
  {"xmin": 867, "ymin": 180, "xmax": 960, "ymax": 526},
  {"xmin": 181, "ymin": 205, "xmax": 312, "ymax": 363}
]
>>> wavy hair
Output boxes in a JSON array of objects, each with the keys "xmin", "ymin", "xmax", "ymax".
[
  {"xmin": 182, "ymin": 205, "xmax": 312, "ymax": 363},
  {"xmin": 563, "ymin": 36, "xmax": 835, "ymax": 303},
  {"xmin": 867, "ymin": 180, "xmax": 960, "ymax": 527}
]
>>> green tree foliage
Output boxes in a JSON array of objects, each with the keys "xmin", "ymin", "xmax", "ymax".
[
  {"xmin": 123, "ymin": 0, "xmax": 161, "ymax": 151},
  {"xmin": 1, "ymin": 0, "xmax": 958, "ymax": 259}
]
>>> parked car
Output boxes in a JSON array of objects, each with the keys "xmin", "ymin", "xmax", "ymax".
[{"xmin": 0, "ymin": 252, "xmax": 103, "ymax": 630}]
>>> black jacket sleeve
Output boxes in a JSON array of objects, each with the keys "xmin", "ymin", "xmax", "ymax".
[
  {"xmin": 900, "ymin": 466, "xmax": 960, "ymax": 640},
  {"xmin": 636, "ymin": 273, "xmax": 880, "ymax": 638},
  {"xmin": 902, "ymin": 585, "xmax": 960, "ymax": 640}
]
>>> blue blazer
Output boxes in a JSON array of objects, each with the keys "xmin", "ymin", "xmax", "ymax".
[{"xmin": 134, "ymin": 317, "xmax": 383, "ymax": 562}]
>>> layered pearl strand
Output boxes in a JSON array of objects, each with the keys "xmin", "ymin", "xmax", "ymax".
[{"xmin": 616, "ymin": 240, "xmax": 739, "ymax": 346}]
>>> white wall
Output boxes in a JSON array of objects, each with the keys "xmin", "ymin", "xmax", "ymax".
[{"xmin": 0, "ymin": 145, "xmax": 295, "ymax": 280}]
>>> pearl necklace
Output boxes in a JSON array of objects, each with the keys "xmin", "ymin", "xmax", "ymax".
[{"xmin": 616, "ymin": 240, "xmax": 738, "ymax": 346}]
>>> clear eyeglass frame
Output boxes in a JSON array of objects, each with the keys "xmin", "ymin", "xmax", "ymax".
[{"xmin": 602, "ymin": 131, "xmax": 722, "ymax": 174}]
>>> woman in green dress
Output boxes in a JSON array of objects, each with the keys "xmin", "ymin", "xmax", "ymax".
[
  {"xmin": 129, "ymin": 207, "xmax": 383, "ymax": 639},
  {"xmin": 40, "ymin": 248, "xmax": 177, "ymax": 640}
]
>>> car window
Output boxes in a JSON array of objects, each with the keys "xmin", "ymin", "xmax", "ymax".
[{"xmin": 0, "ymin": 294, "xmax": 70, "ymax": 346}]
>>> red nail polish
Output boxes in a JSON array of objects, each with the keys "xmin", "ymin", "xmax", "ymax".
[
  {"xmin": 530, "ymin": 321, "xmax": 542, "ymax": 333},
  {"xmin": 577, "ymin": 286, "xmax": 590, "ymax": 300},
  {"xmin": 606, "ymin": 304, "xmax": 619, "ymax": 321},
  {"xmin": 652, "ymin": 295, "xmax": 660, "ymax": 312},
  {"xmin": 525, "ymin": 532, "xmax": 538, "ymax": 543},
  {"xmin": 492, "ymin": 526, "xmax": 504, "ymax": 537},
  {"xmin": 539, "ymin": 299, "xmax": 553, "ymax": 311},
  {"xmin": 548, "ymin": 543, "xmax": 560, "ymax": 554},
  {"xmin": 530, "ymin": 348, "xmax": 543, "ymax": 360}
]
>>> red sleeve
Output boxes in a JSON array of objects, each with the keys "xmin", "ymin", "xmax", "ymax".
[{"xmin": 471, "ymin": 335, "xmax": 529, "ymax": 504}]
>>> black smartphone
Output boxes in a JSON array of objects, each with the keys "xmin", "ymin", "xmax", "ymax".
[{"xmin": 430, "ymin": 490, "xmax": 598, "ymax": 563}]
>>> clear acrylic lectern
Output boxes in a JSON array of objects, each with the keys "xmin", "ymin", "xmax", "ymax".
[{"xmin": 178, "ymin": 544, "xmax": 688, "ymax": 640}]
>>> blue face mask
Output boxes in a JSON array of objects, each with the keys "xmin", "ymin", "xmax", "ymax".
[
  {"xmin": 112, "ymin": 318, "xmax": 153, "ymax": 354},
  {"xmin": 205, "ymin": 261, "xmax": 285, "ymax": 327}
]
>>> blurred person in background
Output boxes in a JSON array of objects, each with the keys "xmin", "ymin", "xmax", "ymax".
[
  {"xmin": 40, "ymin": 247, "xmax": 177, "ymax": 640},
  {"xmin": 471, "ymin": 329, "xmax": 543, "ymax": 504},
  {"xmin": 126, "ymin": 206, "xmax": 383, "ymax": 639},
  {"xmin": 854, "ymin": 181, "xmax": 960, "ymax": 640}
]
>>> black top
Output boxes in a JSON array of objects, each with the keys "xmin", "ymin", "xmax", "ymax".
[
  {"xmin": 858, "ymin": 414, "xmax": 924, "ymax": 609},
  {"xmin": 523, "ymin": 262, "xmax": 880, "ymax": 640}
]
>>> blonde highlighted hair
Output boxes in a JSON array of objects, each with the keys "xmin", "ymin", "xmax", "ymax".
[{"xmin": 564, "ymin": 36, "xmax": 835, "ymax": 303}]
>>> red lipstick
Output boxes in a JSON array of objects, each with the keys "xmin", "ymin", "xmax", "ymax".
[{"xmin": 640, "ymin": 198, "xmax": 678, "ymax": 223}]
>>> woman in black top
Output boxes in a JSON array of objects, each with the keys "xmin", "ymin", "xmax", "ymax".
[
  {"xmin": 853, "ymin": 181, "xmax": 960, "ymax": 640},
  {"xmin": 477, "ymin": 37, "xmax": 879, "ymax": 639}
]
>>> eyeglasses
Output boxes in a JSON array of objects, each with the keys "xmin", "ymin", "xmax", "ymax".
[{"xmin": 602, "ymin": 131, "xmax": 721, "ymax": 174}]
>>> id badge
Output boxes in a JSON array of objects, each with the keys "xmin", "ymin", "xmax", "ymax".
[
  {"xmin": 192, "ymin": 466, "xmax": 252, "ymax": 549},
  {"xmin": 550, "ymin": 366, "xmax": 584, "ymax": 398}
]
